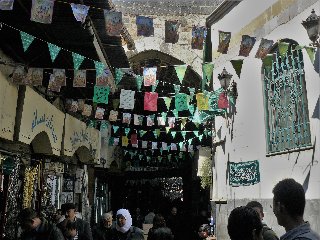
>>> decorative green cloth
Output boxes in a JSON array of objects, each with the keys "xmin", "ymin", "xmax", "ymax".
[
  {"xmin": 175, "ymin": 65, "xmax": 188, "ymax": 84},
  {"xmin": 93, "ymin": 86, "xmax": 110, "ymax": 104},
  {"xmin": 175, "ymin": 93, "xmax": 189, "ymax": 111},
  {"xmin": 20, "ymin": 31, "xmax": 35, "ymax": 52},
  {"xmin": 72, "ymin": 52, "xmax": 85, "ymax": 70},
  {"xmin": 48, "ymin": 43, "xmax": 61, "ymax": 62}
]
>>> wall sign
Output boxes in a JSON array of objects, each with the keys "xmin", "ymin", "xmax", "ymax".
[
  {"xmin": 228, "ymin": 160, "xmax": 260, "ymax": 187},
  {"xmin": 19, "ymin": 87, "xmax": 64, "ymax": 155},
  {"xmin": 0, "ymin": 73, "xmax": 18, "ymax": 141}
]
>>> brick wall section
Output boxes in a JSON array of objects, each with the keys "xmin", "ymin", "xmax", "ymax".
[{"xmin": 112, "ymin": 0, "xmax": 224, "ymax": 75}]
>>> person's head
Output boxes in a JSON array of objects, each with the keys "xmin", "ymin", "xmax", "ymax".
[
  {"xmin": 18, "ymin": 208, "xmax": 42, "ymax": 231},
  {"xmin": 63, "ymin": 203, "xmax": 76, "ymax": 220},
  {"xmin": 153, "ymin": 214, "xmax": 166, "ymax": 228},
  {"xmin": 171, "ymin": 206, "xmax": 177, "ymax": 216},
  {"xmin": 65, "ymin": 220, "xmax": 77, "ymax": 238},
  {"xmin": 116, "ymin": 209, "xmax": 132, "ymax": 233},
  {"xmin": 102, "ymin": 212, "xmax": 113, "ymax": 228},
  {"xmin": 136, "ymin": 208, "xmax": 141, "ymax": 215},
  {"xmin": 246, "ymin": 201, "xmax": 264, "ymax": 221},
  {"xmin": 198, "ymin": 224, "xmax": 211, "ymax": 239},
  {"xmin": 272, "ymin": 178, "xmax": 305, "ymax": 226},
  {"xmin": 199, "ymin": 209, "xmax": 207, "ymax": 217},
  {"xmin": 227, "ymin": 206, "xmax": 263, "ymax": 240}
]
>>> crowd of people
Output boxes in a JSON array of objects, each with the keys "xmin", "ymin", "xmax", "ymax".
[{"xmin": 17, "ymin": 178, "xmax": 319, "ymax": 240}]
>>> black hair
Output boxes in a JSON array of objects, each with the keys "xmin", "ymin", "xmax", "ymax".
[
  {"xmin": 246, "ymin": 201, "xmax": 263, "ymax": 213},
  {"xmin": 66, "ymin": 220, "xmax": 77, "ymax": 230},
  {"xmin": 227, "ymin": 206, "xmax": 263, "ymax": 240},
  {"xmin": 198, "ymin": 224, "xmax": 211, "ymax": 233},
  {"xmin": 18, "ymin": 208, "xmax": 38, "ymax": 224},
  {"xmin": 272, "ymin": 178, "xmax": 305, "ymax": 217},
  {"xmin": 153, "ymin": 214, "xmax": 166, "ymax": 228}
]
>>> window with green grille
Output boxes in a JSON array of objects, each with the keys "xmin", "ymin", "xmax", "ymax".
[{"xmin": 263, "ymin": 41, "xmax": 312, "ymax": 154}]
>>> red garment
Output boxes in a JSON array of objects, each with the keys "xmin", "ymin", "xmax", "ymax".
[
  {"xmin": 144, "ymin": 92, "xmax": 158, "ymax": 111},
  {"xmin": 218, "ymin": 92, "xmax": 229, "ymax": 109}
]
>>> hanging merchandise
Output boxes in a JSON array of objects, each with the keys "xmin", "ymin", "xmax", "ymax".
[
  {"xmin": 47, "ymin": 42, "xmax": 61, "ymax": 62},
  {"xmin": 93, "ymin": 86, "xmax": 110, "ymax": 104},
  {"xmin": 147, "ymin": 115, "xmax": 155, "ymax": 126},
  {"xmin": 171, "ymin": 143, "xmax": 177, "ymax": 151},
  {"xmin": 72, "ymin": 52, "xmax": 85, "ymax": 70},
  {"xmin": 196, "ymin": 93, "xmax": 209, "ymax": 110},
  {"xmin": 143, "ymin": 67, "xmax": 157, "ymax": 86},
  {"xmin": 109, "ymin": 110, "xmax": 118, "ymax": 121},
  {"xmin": 191, "ymin": 26, "xmax": 206, "ymax": 50},
  {"xmin": 239, "ymin": 35, "xmax": 256, "ymax": 57},
  {"xmin": 104, "ymin": 10, "xmax": 123, "ymax": 36},
  {"xmin": 23, "ymin": 165, "xmax": 39, "ymax": 209},
  {"xmin": 119, "ymin": 89, "xmax": 135, "ymax": 109},
  {"xmin": 136, "ymin": 16, "xmax": 154, "ymax": 37},
  {"xmin": 94, "ymin": 61, "xmax": 105, "ymax": 77},
  {"xmin": 175, "ymin": 93, "xmax": 189, "ymax": 111},
  {"xmin": 174, "ymin": 65, "xmax": 187, "ymax": 84},
  {"xmin": 152, "ymin": 142, "xmax": 158, "ymax": 149},
  {"xmin": 135, "ymin": 75, "xmax": 143, "ymax": 91},
  {"xmin": 25, "ymin": 68, "xmax": 43, "ymax": 86},
  {"xmin": 165, "ymin": 20, "xmax": 179, "ymax": 44},
  {"xmin": 70, "ymin": 3, "xmax": 89, "ymax": 23},
  {"xmin": 96, "ymin": 68, "xmax": 112, "ymax": 86},
  {"xmin": 95, "ymin": 107, "xmax": 105, "ymax": 120},
  {"xmin": 73, "ymin": 70, "xmax": 87, "ymax": 87},
  {"xmin": 163, "ymin": 97, "xmax": 172, "ymax": 110},
  {"xmin": 30, "ymin": 0, "xmax": 54, "ymax": 24},
  {"xmin": 174, "ymin": 84, "xmax": 181, "ymax": 94},
  {"xmin": 255, "ymin": 38, "xmax": 274, "ymax": 59},
  {"xmin": 122, "ymin": 113, "xmax": 132, "ymax": 124},
  {"xmin": 142, "ymin": 141, "xmax": 148, "ymax": 149},
  {"xmin": 0, "ymin": 0, "xmax": 14, "ymax": 10},
  {"xmin": 20, "ymin": 31, "xmax": 35, "ymax": 52},
  {"xmin": 122, "ymin": 136, "xmax": 129, "ymax": 146},
  {"xmin": 82, "ymin": 104, "xmax": 92, "ymax": 117},
  {"xmin": 144, "ymin": 92, "xmax": 158, "ymax": 111},
  {"xmin": 134, "ymin": 114, "xmax": 144, "ymax": 125},
  {"xmin": 218, "ymin": 31, "xmax": 231, "ymax": 54},
  {"xmin": 131, "ymin": 133, "xmax": 138, "ymax": 145},
  {"xmin": 202, "ymin": 62, "xmax": 214, "ymax": 90}
]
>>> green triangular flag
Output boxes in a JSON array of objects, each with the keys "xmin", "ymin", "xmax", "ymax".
[
  {"xmin": 278, "ymin": 42, "xmax": 289, "ymax": 57},
  {"xmin": 179, "ymin": 142, "xmax": 183, "ymax": 149},
  {"xmin": 153, "ymin": 130, "xmax": 158, "ymax": 138},
  {"xmin": 304, "ymin": 46, "xmax": 316, "ymax": 64},
  {"xmin": 72, "ymin": 52, "xmax": 85, "ymax": 70},
  {"xmin": 113, "ymin": 125, "xmax": 120, "ymax": 133},
  {"xmin": 229, "ymin": 95, "xmax": 235, "ymax": 105},
  {"xmin": 164, "ymin": 97, "xmax": 172, "ymax": 110},
  {"xmin": 20, "ymin": 31, "xmax": 35, "ymax": 52},
  {"xmin": 262, "ymin": 54, "xmax": 273, "ymax": 70},
  {"xmin": 202, "ymin": 62, "xmax": 214, "ymax": 90},
  {"xmin": 198, "ymin": 134, "xmax": 203, "ymax": 141},
  {"xmin": 188, "ymin": 139, "xmax": 192, "ymax": 145},
  {"xmin": 135, "ymin": 75, "xmax": 143, "ymax": 91},
  {"xmin": 151, "ymin": 80, "xmax": 159, "ymax": 92},
  {"xmin": 230, "ymin": 59, "xmax": 243, "ymax": 79},
  {"xmin": 194, "ymin": 131, "xmax": 199, "ymax": 137},
  {"xmin": 295, "ymin": 45, "xmax": 304, "ymax": 51},
  {"xmin": 188, "ymin": 104, "xmax": 195, "ymax": 115},
  {"xmin": 94, "ymin": 61, "xmax": 105, "ymax": 76},
  {"xmin": 174, "ymin": 84, "xmax": 181, "ymax": 94},
  {"xmin": 172, "ymin": 109, "xmax": 179, "ymax": 118},
  {"xmin": 115, "ymin": 68, "xmax": 125, "ymax": 85},
  {"xmin": 189, "ymin": 87, "xmax": 195, "ymax": 101},
  {"xmin": 181, "ymin": 131, "xmax": 186, "ymax": 139},
  {"xmin": 156, "ymin": 129, "xmax": 161, "ymax": 137},
  {"xmin": 161, "ymin": 112, "xmax": 167, "ymax": 122},
  {"xmin": 139, "ymin": 130, "xmax": 146, "ymax": 137},
  {"xmin": 171, "ymin": 131, "xmax": 176, "ymax": 138},
  {"xmin": 174, "ymin": 65, "xmax": 188, "ymax": 84},
  {"xmin": 165, "ymin": 127, "xmax": 170, "ymax": 133},
  {"xmin": 125, "ymin": 128, "xmax": 130, "ymax": 136},
  {"xmin": 160, "ymin": 148, "xmax": 163, "ymax": 154},
  {"xmin": 47, "ymin": 43, "xmax": 61, "ymax": 62}
]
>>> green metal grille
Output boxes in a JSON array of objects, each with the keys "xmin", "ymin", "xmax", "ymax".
[{"xmin": 263, "ymin": 47, "xmax": 311, "ymax": 154}]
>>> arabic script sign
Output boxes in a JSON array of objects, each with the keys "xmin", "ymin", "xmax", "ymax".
[{"xmin": 229, "ymin": 160, "xmax": 260, "ymax": 187}]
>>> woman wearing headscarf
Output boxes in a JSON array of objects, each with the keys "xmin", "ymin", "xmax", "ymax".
[{"xmin": 111, "ymin": 209, "xmax": 144, "ymax": 240}]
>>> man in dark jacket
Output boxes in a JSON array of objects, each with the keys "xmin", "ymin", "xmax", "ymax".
[
  {"xmin": 246, "ymin": 201, "xmax": 278, "ymax": 240},
  {"xmin": 93, "ymin": 212, "xmax": 114, "ymax": 240},
  {"xmin": 57, "ymin": 203, "xmax": 93, "ymax": 240},
  {"xmin": 19, "ymin": 208, "xmax": 64, "ymax": 240},
  {"xmin": 273, "ymin": 178, "xmax": 320, "ymax": 240}
]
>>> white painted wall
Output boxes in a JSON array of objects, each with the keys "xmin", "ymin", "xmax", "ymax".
[{"xmin": 210, "ymin": 0, "xmax": 320, "ymax": 237}]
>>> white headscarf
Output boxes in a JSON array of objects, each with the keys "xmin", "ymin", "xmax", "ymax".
[{"xmin": 116, "ymin": 209, "xmax": 132, "ymax": 233}]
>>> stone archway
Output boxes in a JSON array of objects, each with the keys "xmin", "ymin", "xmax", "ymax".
[{"xmin": 31, "ymin": 131, "xmax": 53, "ymax": 155}]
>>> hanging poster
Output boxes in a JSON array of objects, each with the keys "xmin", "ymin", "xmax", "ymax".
[
  {"xmin": 162, "ymin": 142, "xmax": 168, "ymax": 150},
  {"xmin": 119, "ymin": 89, "xmax": 135, "ymax": 109},
  {"xmin": 147, "ymin": 115, "xmax": 155, "ymax": 126},
  {"xmin": 196, "ymin": 93, "xmax": 209, "ymax": 110},
  {"xmin": 131, "ymin": 133, "xmax": 138, "ymax": 145},
  {"xmin": 191, "ymin": 26, "xmax": 206, "ymax": 50},
  {"xmin": 239, "ymin": 35, "xmax": 256, "ymax": 57},
  {"xmin": 122, "ymin": 136, "xmax": 129, "ymax": 147},
  {"xmin": 30, "ymin": 0, "xmax": 54, "ymax": 24},
  {"xmin": 73, "ymin": 70, "xmax": 86, "ymax": 87},
  {"xmin": 255, "ymin": 38, "xmax": 274, "ymax": 59},
  {"xmin": 134, "ymin": 114, "xmax": 144, "ymax": 125},
  {"xmin": 96, "ymin": 68, "xmax": 112, "ymax": 86},
  {"xmin": 11, "ymin": 66, "xmax": 26, "ymax": 85},
  {"xmin": 142, "ymin": 141, "xmax": 148, "ymax": 149},
  {"xmin": 165, "ymin": 20, "xmax": 179, "ymax": 44},
  {"xmin": 109, "ymin": 110, "xmax": 118, "ymax": 122},
  {"xmin": 143, "ymin": 67, "xmax": 157, "ymax": 86},
  {"xmin": 61, "ymin": 192, "xmax": 74, "ymax": 204},
  {"xmin": 70, "ymin": 3, "xmax": 89, "ymax": 23},
  {"xmin": 122, "ymin": 113, "xmax": 132, "ymax": 124},
  {"xmin": 229, "ymin": 160, "xmax": 260, "ymax": 187},
  {"xmin": 95, "ymin": 107, "xmax": 105, "ymax": 120},
  {"xmin": 171, "ymin": 143, "xmax": 177, "ymax": 151},
  {"xmin": 168, "ymin": 117, "xmax": 175, "ymax": 128},
  {"xmin": 48, "ymin": 74, "xmax": 61, "ymax": 92},
  {"xmin": 82, "ymin": 104, "xmax": 92, "ymax": 117},
  {"xmin": 217, "ymin": 31, "xmax": 231, "ymax": 54},
  {"xmin": 152, "ymin": 142, "xmax": 158, "ymax": 149},
  {"xmin": 53, "ymin": 69, "xmax": 66, "ymax": 86},
  {"xmin": 93, "ymin": 86, "xmax": 110, "ymax": 104},
  {"xmin": 0, "ymin": 0, "xmax": 14, "ymax": 10},
  {"xmin": 144, "ymin": 92, "xmax": 158, "ymax": 111},
  {"xmin": 104, "ymin": 10, "xmax": 123, "ymax": 36},
  {"xmin": 62, "ymin": 176, "xmax": 74, "ymax": 192},
  {"xmin": 24, "ymin": 68, "xmax": 43, "ymax": 86},
  {"xmin": 136, "ymin": 16, "xmax": 154, "ymax": 37},
  {"xmin": 157, "ymin": 116, "xmax": 166, "ymax": 126}
]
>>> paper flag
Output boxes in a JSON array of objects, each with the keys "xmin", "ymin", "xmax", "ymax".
[
  {"xmin": 278, "ymin": 42, "xmax": 289, "ymax": 57},
  {"xmin": 194, "ymin": 131, "xmax": 199, "ymax": 137},
  {"xmin": 119, "ymin": 89, "xmax": 135, "ymax": 109},
  {"xmin": 147, "ymin": 115, "xmax": 155, "ymax": 126},
  {"xmin": 198, "ymin": 134, "xmax": 203, "ymax": 141},
  {"xmin": 151, "ymin": 80, "xmax": 159, "ymax": 92},
  {"xmin": 114, "ymin": 138, "xmax": 119, "ymax": 146},
  {"xmin": 196, "ymin": 93, "xmax": 209, "ymax": 110},
  {"xmin": 113, "ymin": 125, "xmax": 120, "ymax": 133},
  {"xmin": 175, "ymin": 93, "xmax": 189, "ymax": 111},
  {"xmin": 124, "ymin": 128, "xmax": 130, "ymax": 136},
  {"xmin": 96, "ymin": 68, "xmax": 112, "ymax": 86},
  {"xmin": 144, "ymin": 92, "xmax": 158, "ymax": 111},
  {"xmin": 155, "ymin": 129, "xmax": 161, "ymax": 137},
  {"xmin": 162, "ymin": 142, "xmax": 168, "ymax": 150},
  {"xmin": 94, "ymin": 61, "xmax": 105, "ymax": 77},
  {"xmin": 139, "ymin": 155, "xmax": 143, "ymax": 160},
  {"xmin": 305, "ymin": 46, "xmax": 316, "ymax": 64},
  {"xmin": 0, "ymin": 0, "xmax": 14, "ymax": 10},
  {"xmin": 20, "ymin": 31, "xmax": 35, "ymax": 52},
  {"xmin": 157, "ymin": 116, "xmax": 166, "ymax": 126},
  {"xmin": 82, "ymin": 104, "xmax": 92, "ymax": 117},
  {"xmin": 93, "ymin": 86, "xmax": 110, "ymax": 104},
  {"xmin": 255, "ymin": 38, "xmax": 274, "ymax": 59},
  {"xmin": 188, "ymin": 104, "xmax": 195, "ymax": 115},
  {"xmin": 72, "ymin": 52, "xmax": 85, "ymax": 70},
  {"xmin": 115, "ymin": 68, "xmax": 125, "ymax": 85},
  {"xmin": 172, "ymin": 109, "xmax": 179, "ymax": 118},
  {"xmin": 95, "ymin": 107, "xmax": 105, "ymax": 120},
  {"xmin": 142, "ymin": 141, "xmax": 148, "ymax": 149},
  {"xmin": 230, "ymin": 59, "xmax": 243, "ymax": 79},
  {"xmin": 189, "ymin": 88, "xmax": 195, "ymax": 101},
  {"xmin": 100, "ymin": 120, "xmax": 108, "ymax": 130},
  {"xmin": 175, "ymin": 65, "xmax": 188, "ymax": 84},
  {"xmin": 218, "ymin": 92, "xmax": 229, "ymax": 109},
  {"xmin": 73, "ymin": 70, "xmax": 86, "ymax": 87},
  {"xmin": 180, "ymin": 118, "xmax": 187, "ymax": 129},
  {"xmin": 108, "ymin": 137, "xmax": 114, "ymax": 146},
  {"xmin": 143, "ymin": 67, "xmax": 157, "ymax": 86},
  {"xmin": 178, "ymin": 142, "xmax": 183, "ymax": 149},
  {"xmin": 181, "ymin": 131, "xmax": 186, "ymax": 139},
  {"xmin": 168, "ymin": 117, "xmax": 175, "ymax": 128},
  {"xmin": 109, "ymin": 110, "xmax": 118, "ymax": 121},
  {"xmin": 161, "ymin": 112, "xmax": 167, "ymax": 121},
  {"xmin": 218, "ymin": 31, "xmax": 231, "ymax": 54},
  {"xmin": 262, "ymin": 54, "xmax": 273, "ymax": 71},
  {"xmin": 47, "ymin": 43, "xmax": 61, "ymax": 62},
  {"xmin": 239, "ymin": 35, "xmax": 256, "ymax": 57},
  {"xmin": 152, "ymin": 142, "xmax": 158, "ymax": 149},
  {"xmin": 174, "ymin": 84, "xmax": 181, "ymax": 94},
  {"xmin": 134, "ymin": 114, "xmax": 144, "ymax": 125},
  {"xmin": 88, "ymin": 120, "xmax": 96, "ymax": 128},
  {"xmin": 171, "ymin": 131, "xmax": 176, "ymax": 138},
  {"xmin": 164, "ymin": 97, "xmax": 172, "ymax": 110},
  {"xmin": 171, "ymin": 143, "xmax": 177, "ymax": 151},
  {"xmin": 153, "ymin": 131, "xmax": 158, "ymax": 138},
  {"xmin": 202, "ymin": 62, "xmax": 214, "ymax": 89},
  {"xmin": 165, "ymin": 127, "xmax": 170, "ymax": 133},
  {"xmin": 122, "ymin": 113, "xmax": 131, "ymax": 124},
  {"xmin": 70, "ymin": 3, "xmax": 89, "ymax": 23},
  {"xmin": 135, "ymin": 75, "xmax": 143, "ymax": 91},
  {"xmin": 122, "ymin": 136, "xmax": 129, "ymax": 147},
  {"xmin": 31, "ymin": 0, "xmax": 54, "ymax": 24}
]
